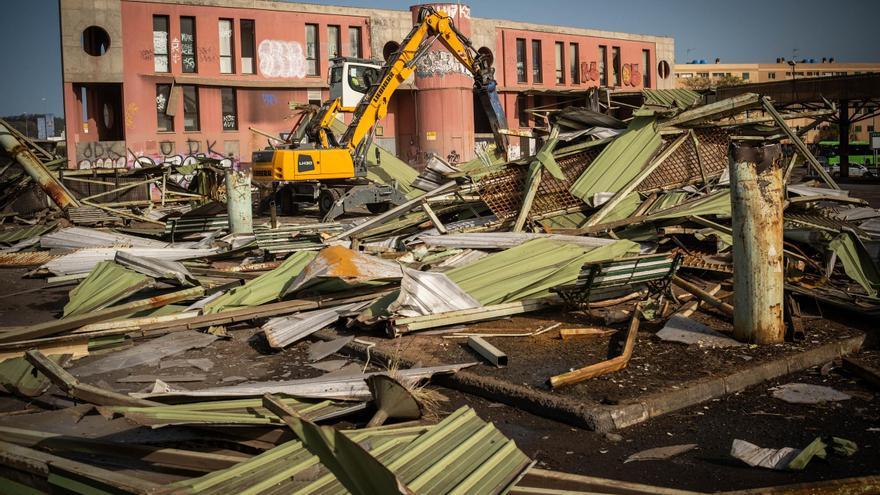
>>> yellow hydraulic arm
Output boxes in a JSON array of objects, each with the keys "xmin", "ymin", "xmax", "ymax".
[{"xmin": 340, "ymin": 6, "xmax": 509, "ymax": 167}]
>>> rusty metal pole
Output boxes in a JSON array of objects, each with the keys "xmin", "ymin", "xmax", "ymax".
[
  {"xmin": 730, "ymin": 143, "xmax": 785, "ymax": 343},
  {"xmin": 225, "ymin": 168, "xmax": 253, "ymax": 234},
  {"xmin": 0, "ymin": 130, "xmax": 79, "ymax": 209}
]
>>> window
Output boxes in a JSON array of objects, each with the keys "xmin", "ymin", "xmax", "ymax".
[
  {"xmin": 711, "ymin": 72, "xmax": 725, "ymax": 78},
  {"xmin": 183, "ymin": 86, "xmax": 199, "ymax": 131},
  {"xmin": 868, "ymin": 125, "xmax": 875, "ymax": 132},
  {"xmin": 742, "ymin": 72, "xmax": 750, "ymax": 80},
  {"xmin": 219, "ymin": 19, "xmax": 234, "ymax": 73},
  {"xmin": 854, "ymin": 125, "xmax": 862, "ymax": 133},
  {"xmin": 152, "ymin": 15, "xmax": 169, "ymax": 72},
  {"xmin": 515, "ymin": 38, "xmax": 526, "ymax": 83},
  {"xmin": 305, "ymin": 24, "xmax": 318, "ymax": 76},
  {"xmin": 642, "ymin": 49, "xmax": 650, "ymax": 87},
  {"xmin": 554, "ymin": 42, "xmax": 564, "ymax": 84},
  {"xmin": 156, "ymin": 84, "xmax": 173, "ymax": 132},
  {"xmin": 531, "ymin": 40, "xmax": 542, "ymax": 84},
  {"xmin": 240, "ymin": 20, "xmax": 255, "ymax": 74},
  {"xmin": 611, "ymin": 46, "xmax": 621, "ymax": 86},
  {"xmin": 517, "ymin": 94, "xmax": 529, "ymax": 127},
  {"xmin": 697, "ymin": 72, "xmax": 709, "ymax": 77},
  {"xmin": 221, "ymin": 88, "xmax": 237, "ymax": 130},
  {"xmin": 328, "ymin": 25, "xmax": 340, "ymax": 59},
  {"xmin": 569, "ymin": 43, "xmax": 579, "ymax": 84},
  {"xmin": 598, "ymin": 45, "xmax": 607, "ymax": 86},
  {"xmin": 348, "ymin": 26, "xmax": 362, "ymax": 58},
  {"xmin": 180, "ymin": 16, "xmax": 197, "ymax": 73}
]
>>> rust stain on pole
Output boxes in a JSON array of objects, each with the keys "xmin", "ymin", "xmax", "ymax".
[{"xmin": 730, "ymin": 143, "xmax": 784, "ymax": 344}]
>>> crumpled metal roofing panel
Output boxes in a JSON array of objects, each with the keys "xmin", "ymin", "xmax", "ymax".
[
  {"xmin": 569, "ymin": 119, "xmax": 662, "ymax": 205},
  {"xmin": 202, "ymin": 250, "xmax": 318, "ymax": 314},
  {"xmin": 63, "ymin": 260, "xmax": 152, "ymax": 317},
  {"xmin": 166, "ymin": 406, "xmax": 530, "ymax": 495},
  {"xmin": 0, "ymin": 222, "xmax": 57, "ymax": 245},
  {"xmin": 642, "ymin": 88, "xmax": 702, "ymax": 110},
  {"xmin": 446, "ymin": 238, "xmax": 639, "ymax": 305},
  {"xmin": 40, "ymin": 226, "xmax": 168, "ymax": 249},
  {"xmin": 40, "ymin": 247, "xmax": 216, "ymax": 276}
]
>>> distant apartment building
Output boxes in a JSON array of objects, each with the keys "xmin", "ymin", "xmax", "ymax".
[
  {"xmin": 60, "ymin": 0, "xmax": 675, "ymax": 170},
  {"xmin": 675, "ymin": 60, "xmax": 880, "ymax": 143}
]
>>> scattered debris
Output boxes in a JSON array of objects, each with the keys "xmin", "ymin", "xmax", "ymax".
[
  {"xmin": 624, "ymin": 444, "xmax": 698, "ymax": 463},
  {"xmin": 771, "ymin": 383, "xmax": 853, "ymax": 404},
  {"xmin": 731, "ymin": 437, "xmax": 857, "ymax": 470}
]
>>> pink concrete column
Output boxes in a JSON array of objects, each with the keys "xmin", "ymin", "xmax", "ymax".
[{"xmin": 409, "ymin": 3, "xmax": 475, "ymax": 165}]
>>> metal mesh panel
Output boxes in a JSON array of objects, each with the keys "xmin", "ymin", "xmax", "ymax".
[
  {"xmin": 478, "ymin": 148, "xmax": 600, "ymax": 221},
  {"xmin": 638, "ymin": 128, "xmax": 729, "ymax": 193}
]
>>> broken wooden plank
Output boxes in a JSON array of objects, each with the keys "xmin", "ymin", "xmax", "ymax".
[
  {"xmin": 842, "ymin": 357, "xmax": 880, "ymax": 389},
  {"xmin": 558, "ymin": 328, "xmax": 615, "ymax": 340},
  {"xmin": 671, "ymin": 276, "xmax": 734, "ymax": 317},
  {"xmin": 549, "ymin": 307, "xmax": 640, "ymax": 388}
]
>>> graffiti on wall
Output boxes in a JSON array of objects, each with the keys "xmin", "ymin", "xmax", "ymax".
[
  {"xmin": 76, "ymin": 141, "xmax": 127, "ymax": 169},
  {"xmin": 75, "ymin": 139, "xmax": 238, "ymax": 170},
  {"xmin": 578, "ymin": 61, "xmax": 643, "ymax": 86},
  {"xmin": 258, "ymin": 40, "xmax": 307, "ymax": 78},
  {"xmin": 415, "ymin": 51, "xmax": 469, "ymax": 77},
  {"xmin": 432, "ymin": 4, "xmax": 471, "ymax": 18}
]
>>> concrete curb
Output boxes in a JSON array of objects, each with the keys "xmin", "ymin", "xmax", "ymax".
[{"xmin": 320, "ymin": 330, "xmax": 865, "ymax": 432}]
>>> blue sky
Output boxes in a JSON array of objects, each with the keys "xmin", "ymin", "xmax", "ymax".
[{"xmin": 0, "ymin": 0, "xmax": 877, "ymax": 116}]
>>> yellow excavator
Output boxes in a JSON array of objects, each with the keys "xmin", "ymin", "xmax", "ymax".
[{"xmin": 252, "ymin": 6, "xmax": 509, "ymax": 220}]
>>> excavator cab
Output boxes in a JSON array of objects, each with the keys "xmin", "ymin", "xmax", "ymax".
[{"xmin": 329, "ymin": 57, "xmax": 382, "ymax": 110}]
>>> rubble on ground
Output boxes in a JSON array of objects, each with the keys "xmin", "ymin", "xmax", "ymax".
[{"xmin": 1, "ymin": 89, "xmax": 879, "ymax": 493}]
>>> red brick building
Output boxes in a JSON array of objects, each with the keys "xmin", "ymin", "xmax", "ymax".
[{"xmin": 60, "ymin": 0, "xmax": 675, "ymax": 169}]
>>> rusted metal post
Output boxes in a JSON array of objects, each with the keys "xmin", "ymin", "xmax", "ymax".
[
  {"xmin": 730, "ymin": 143, "xmax": 785, "ymax": 343},
  {"xmin": 225, "ymin": 168, "xmax": 253, "ymax": 234},
  {"xmin": 0, "ymin": 128, "xmax": 79, "ymax": 209}
]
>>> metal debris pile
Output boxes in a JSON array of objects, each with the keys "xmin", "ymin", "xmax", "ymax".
[{"xmin": 1, "ymin": 88, "xmax": 879, "ymax": 493}]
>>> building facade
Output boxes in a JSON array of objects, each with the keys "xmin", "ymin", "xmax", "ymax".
[
  {"xmin": 675, "ymin": 61, "xmax": 880, "ymax": 143},
  {"xmin": 60, "ymin": 0, "xmax": 674, "ymax": 170}
]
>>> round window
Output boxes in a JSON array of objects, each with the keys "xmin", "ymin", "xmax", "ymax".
[
  {"xmin": 383, "ymin": 41, "xmax": 400, "ymax": 63},
  {"xmin": 82, "ymin": 26, "xmax": 111, "ymax": 56},
  {"xmin": 658, "ymin": 60, "xmax": 671, "ymax": 79}
]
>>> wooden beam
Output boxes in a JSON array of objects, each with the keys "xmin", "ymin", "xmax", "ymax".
[{"xmin": 549, "ymin": 306, "xmax": 640, "ymax": 388}]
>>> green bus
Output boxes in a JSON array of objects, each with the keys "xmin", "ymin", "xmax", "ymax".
[{"xmin": 816, "ymin": 141, "xmax": 876, "ymax": 167}]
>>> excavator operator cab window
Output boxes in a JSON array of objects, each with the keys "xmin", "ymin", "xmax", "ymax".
[
  {"xmin": 330, "ymin": 58, "xmax": 382, "ymax": 109},
  {"xmin": 347, "ymin": 64, "xmax": 377, "ymax": 93}
]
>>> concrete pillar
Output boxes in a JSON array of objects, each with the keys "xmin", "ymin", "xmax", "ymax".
[
  {"xmin": 410, "ymin": 3, "xmax": 475, "ymax": 164},
  {"xmin": 839, "ymin": 99, "xmax": 850, "ymax": 178},
  {"xmin": 730, "ymin": 143, "xmax": 785, "ymax": 344},
  {"xmin": 225, "ymin": 169, "xmax": 253, "ymax": 234}
]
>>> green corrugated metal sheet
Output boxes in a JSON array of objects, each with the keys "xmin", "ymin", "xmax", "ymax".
[
  {"xmin": 107, "ymin": 396, "xmax": 366, "ymax": 426},
  {"xmin": 166, "ymin": 406, "xmax": 530, "ymax": 495},
  {"xmin": 642, "ymin": 89, "xmax": 702, "ymax": 110},
  {"xmin": 649, "ymin": 189, "xmax": 730, "ymax": 220},
  {"xmin": 538, "ymin": 211, "xmax": 590, "ymax": 230},
  {"xmin": 202, "ymin": 250, "xmax": 318, "ymax": 314},
  {"xmin": 0, "ymin": 222, "xmax": 57, "ymax": 245},
  {"xmin": 829, "ymin": 231, "xmax": 880, "ymax": 297},
  {"xmin": 446, "ymin": 238, "xmax": 640, "ymax": 305},
  {"xmin": 598, "ymin": 192, "xmax": 642, "ymax": 223},
  {"xmin": 63, "ymin": 261, "xmax": 152, "ymax": 318},
  {"xmin": 646, "ymin": 191, "xmax": 689, "ymax": 213},
  {"xmin": 569, "ymin": 119, "xmax": 662, "ymax": 205}
]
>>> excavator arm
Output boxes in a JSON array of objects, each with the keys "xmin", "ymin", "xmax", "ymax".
[{"xmin": 341, "ymin": 6, "xmax": 509, "ymax": 169}]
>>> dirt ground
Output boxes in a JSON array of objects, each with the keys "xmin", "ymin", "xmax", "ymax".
[
  {"xmin": 1, "ymin": 175, "xmax": 878, "ymax": 492},
  {"xmin": 1, "ymin": 265, "xmax": 878, "ymax": 492}
]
